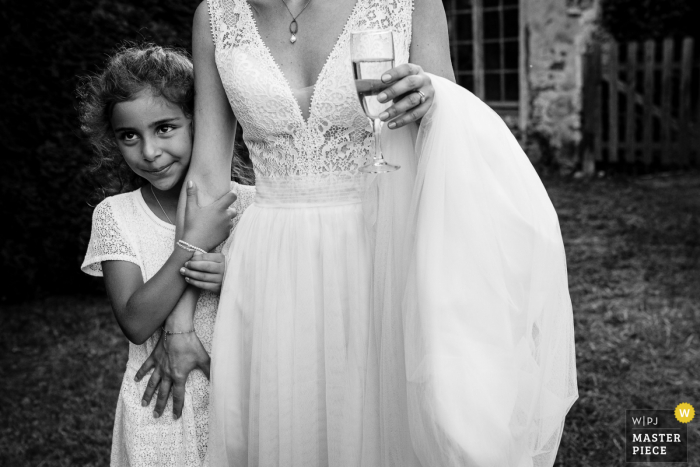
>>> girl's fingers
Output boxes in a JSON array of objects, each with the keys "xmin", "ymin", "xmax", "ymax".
[
  {"xmin": 142, "ymin": 368, "xmax": 161, "ymax": 407},
  {"xmin": 134, "ymin": 356, "xmax": 154, "ymax": 382},
  {"xmin": 386, "ymin": 101, "xmax": 432, "ymax": 129},
  {"xmin": 184, "ymin": 278, "xmax": 222, "ymax": 292},
  {"xmin": 182, "ymin": 261, "xmax": 224, "ymax": 274},
  {"xmin": 214, "ymin": 190, "xmax": 238, "ymax": 209},
  {"xmin": 171, "ymin": 380, "xmax": 187, "ymax": 420},
  {"xmin": 181, "ymin": 269, "xmax": 221, "ymax": 283},
  {"xmin": 153, "ymin": 378, "xmax": 172, "ymax": 418},
  {"xmin": 379, "ymin": 89, "xmax": 431, "ymax": 123},
  {"xmin": 190, "ymin": 253, "xmax": 225, "ymax": 263}
]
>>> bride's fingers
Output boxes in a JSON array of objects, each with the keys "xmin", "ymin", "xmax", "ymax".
[
  {"xmin": 377, "ymin": 68, "xmax": 426, "ymax": 104},
  {"xmin": 379, "ymin": 63, "xmax": 422, "ymax": 85},
  {"xmin": 181, "ymin": 269, "xmax": 220, "ymax": 283},
  {"xmin": 379, "ymin": 89, "xmax": 431, "ymax": 124},
  {"xmin": 385, "ymin": 100, "xmax": 432, "ymax": 129}
]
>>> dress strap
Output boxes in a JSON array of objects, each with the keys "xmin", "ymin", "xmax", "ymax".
[{"xmin": 207, "ymin": 0, "xmax": 223, "ymax": 46}]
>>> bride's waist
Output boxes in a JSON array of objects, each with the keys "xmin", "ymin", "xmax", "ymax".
[{"xmin": 254, "ymin": 174, "xmax": 365, "ymax": 207}]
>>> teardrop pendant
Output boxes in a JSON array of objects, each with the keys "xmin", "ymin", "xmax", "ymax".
[{"xmin": 289, "ymin": 19, "xmax": 298, "ymax": 44}]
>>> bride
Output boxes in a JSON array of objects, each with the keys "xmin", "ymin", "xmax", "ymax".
[{"xmin": 149, "ymin": 0, "xmax": 578, "ymax": 465}]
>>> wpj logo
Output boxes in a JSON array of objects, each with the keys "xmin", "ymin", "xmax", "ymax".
[{"xmin": 625, "ymin": 407, "xmax": 690, "ymax": 463}]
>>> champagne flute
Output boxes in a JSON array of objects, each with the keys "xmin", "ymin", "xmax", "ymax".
[{"xmin": 351, "ymin": 30, "xmax": 400, "ymax": 173}]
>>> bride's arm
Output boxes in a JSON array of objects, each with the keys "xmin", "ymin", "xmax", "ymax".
[
  {"xmin": 185, "ymin": 1, "xmax": 237, "ymax": 207},
  {"xmin": 410, "ymin": 0, "xmax": 455, "ymax": 81},
  {"xmin": 376, "ymin": 0, "xmax": 454, "ymax": 129}
]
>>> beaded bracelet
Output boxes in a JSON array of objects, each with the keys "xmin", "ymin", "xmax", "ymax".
[
  {"xmin": 162, "ymin": 326, "xmax": 196, "ymax": 347},
  {"xmin": 176, "ymin": 239, "xmax": 207, "ymax": 255}
]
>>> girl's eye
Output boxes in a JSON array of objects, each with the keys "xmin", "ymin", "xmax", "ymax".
[
  {"xmin": 122, "ymin": 132, "xmax": 138, "ymax": 141},
  {"xmin": 158, "ymin": 125, "xmax": 175, "ymax": 134}
]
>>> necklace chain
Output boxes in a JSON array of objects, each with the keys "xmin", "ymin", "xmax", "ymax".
[
  {"xmin": 150, "ymin": 184, "xmax": 174, "ymax": 225},
  {"xmin": 280, "ymin": 0, "xmax": 312, "ymax": 43}
]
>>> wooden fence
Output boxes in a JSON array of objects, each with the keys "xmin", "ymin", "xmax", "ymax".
[{"xmin": 582, "ymin": 37, "xmax": 700, "ymax": 172}]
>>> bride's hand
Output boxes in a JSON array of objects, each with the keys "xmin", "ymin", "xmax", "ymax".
[
  {"xmin": 376, "ymin": 63, "xmax": 434, "ymax": 129},
  {"xmin": 135, "ymin": 331, "xmax": 211, "ymax": 419}
]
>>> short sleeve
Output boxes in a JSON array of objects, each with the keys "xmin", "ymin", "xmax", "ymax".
[{"xmin": 81, "ymin": 198, "xmax": 140, "ymax": 277}]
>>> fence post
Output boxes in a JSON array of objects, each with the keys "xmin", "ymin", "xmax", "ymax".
[
  {"xmin": 661, "ymin": 38, "xmax": 674, "ymax": 166},
  {"xmin": 642, "ymin": 40, "xmax": 655, "ymax": 166},
  {"xmin": 582, "ymin": 42, "xmax": 602, "ymax": 175},
  {"xmin": 625, "ymin": 42, "xmax": 638, "ymax": 164},
  {"xmin": 679, "ymin": 38, "xmax": 693, "ymax": 166},
  {"xmin": 608, "ymin": 42, "xmax": 619, "ymax": 163}
]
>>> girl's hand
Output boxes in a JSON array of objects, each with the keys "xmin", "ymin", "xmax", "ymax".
[
  {"xmin": 376, "ymin": 63, "xmax": 434, "ymax": 129},
  {"xmin": 182, "ymin": 181, "xmax": 237, "ymax": 252},
  {"xmin": 135, "ymin": 331, "xmax": 211, "ymax": 419},
  {"xmin": 179, "ymin": 252, "xmax": 226, "ymax": 292}
]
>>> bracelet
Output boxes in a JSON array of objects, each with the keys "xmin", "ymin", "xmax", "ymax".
[
  {"xmin": 161, "ymin": 326, "xmax": 195, "ymax": 347},
  {"xmin": 176, "ymin": 239, "xmax": 207, "ymax": 255}
]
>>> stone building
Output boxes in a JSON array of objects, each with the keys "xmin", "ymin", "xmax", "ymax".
[{"xmin": 443, "ymin": 0, "xmax": 600, "ymax": 170}]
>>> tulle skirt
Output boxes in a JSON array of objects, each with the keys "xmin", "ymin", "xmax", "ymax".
[
  {"xmin": 207, "ymin": 175, "xmax": 381, "ymax": 467},
  {"xmin": 208, "ymin": 75, "xmax": 578, "ymax": 467}
]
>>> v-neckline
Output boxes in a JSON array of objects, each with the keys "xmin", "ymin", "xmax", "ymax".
[{"xmin": 242, "ymin": 0, "xmax": 362, "ymax": 126}]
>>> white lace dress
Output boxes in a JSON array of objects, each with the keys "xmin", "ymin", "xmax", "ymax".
[
  {"xmin": 207, "ymin": 0, "xmax": 578, "ymax": 465},
  {"xmin": 81, "ymin": 183, "xmax": 256, "ymax": 467},
  {"xmin": 206, "ymin": 0, "xmax": 414, "ymax": 465}
]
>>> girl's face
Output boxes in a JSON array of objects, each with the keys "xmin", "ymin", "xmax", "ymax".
[{"xmin": 111, "ymin": 89, "xmax": 192, "ymax": 192}]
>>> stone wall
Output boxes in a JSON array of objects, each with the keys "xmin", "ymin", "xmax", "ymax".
[{"xmin": 523, "ymin": 0, "xmax": 600, "ymax": 172}]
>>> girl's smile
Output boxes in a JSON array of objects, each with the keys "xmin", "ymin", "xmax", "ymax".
[{"xmin": 111, "ymin": 89, "xmax": 193, "ymax": 193}]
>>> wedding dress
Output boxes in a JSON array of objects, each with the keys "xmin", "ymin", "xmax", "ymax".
[{"xmin": 206, "ymin": 0, "xmax": 577, "ymax": 465}]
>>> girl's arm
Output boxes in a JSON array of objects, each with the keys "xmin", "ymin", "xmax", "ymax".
[
  {"xmin": 102, "ymin": 247, "xmax": 193, "ymax": 345},
  {"xmin": 104, "ymin": 183, "xmax": 236, "ymax": 345}
]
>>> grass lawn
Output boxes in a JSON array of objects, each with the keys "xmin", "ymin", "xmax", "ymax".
[{"xmin": 1, "ymin": 174, "xmax": 699, "ymax": 466}]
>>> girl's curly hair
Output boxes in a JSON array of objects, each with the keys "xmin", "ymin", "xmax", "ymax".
[{"xmin": 78, "ymin": 43, "xmax": 195, "ymax": 200}]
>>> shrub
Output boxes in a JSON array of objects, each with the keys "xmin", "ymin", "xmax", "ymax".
[
  {"xmin": 0, "ymin": 1, "xmax": 200, "ymax": 300},
  {"xmin": 601, "ymin": 0, "xmax": 700, "ymax": 42}
]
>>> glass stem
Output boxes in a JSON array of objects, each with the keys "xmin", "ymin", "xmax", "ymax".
[{"xmin": 372, "ymin": 118, "xmax": 383, "ymax": 162}]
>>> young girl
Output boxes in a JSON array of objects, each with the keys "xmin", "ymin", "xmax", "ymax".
[{"xmin": 78, "ymin": 44, "xmax": 255, "ymax": 466}]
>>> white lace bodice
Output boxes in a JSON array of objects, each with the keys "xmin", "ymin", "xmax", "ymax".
[{"xmin": 208, "ymin": 0, "xmax": 412, "ymax": 194}]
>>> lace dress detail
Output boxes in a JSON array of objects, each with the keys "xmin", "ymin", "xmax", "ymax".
[
  {"xmin": 81, "ymin": 182, "xmax": 255, "ymax": 467},
  {"xmin": 208, "ymin": 0, "xmax": 412, "ymax": 182}
]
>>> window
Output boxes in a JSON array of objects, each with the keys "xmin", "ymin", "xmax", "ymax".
[{"xmin": 444, "ymin": 0, "xmax": 521, "ymax": 112}]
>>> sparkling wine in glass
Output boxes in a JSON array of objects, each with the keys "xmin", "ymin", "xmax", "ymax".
[{"xmin": 351, "ymin": 30, "xmax": 400, "ymax": 173}]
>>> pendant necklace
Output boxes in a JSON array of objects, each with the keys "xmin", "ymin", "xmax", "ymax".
[
  {"xmin": 280, "ymin": 0, "xmax": 313, "ymax": 44},
  {"xmin": 150, "ymin": 184, "xmax": 174, "ymax": 224}
]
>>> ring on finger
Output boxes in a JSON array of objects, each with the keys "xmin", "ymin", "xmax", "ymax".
[{"xmin": 414, "ymin": 90, "xmax": 426, "ymax": 105}]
